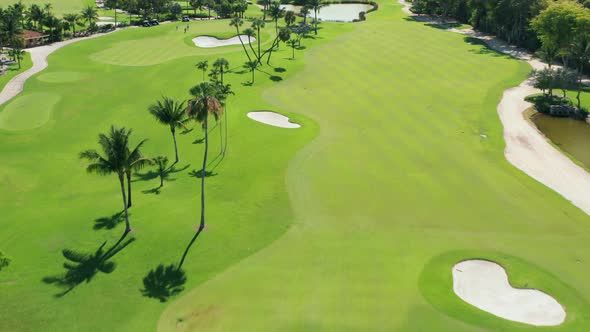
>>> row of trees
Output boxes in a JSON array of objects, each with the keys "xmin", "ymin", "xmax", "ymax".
[
  {"xmin": 410, "ymin": 0, "xmax": 589, "ymax": 52},
  {"xmin": 108, "ymin": 0, "xmax": 248, "ymax": 20},
  {"xmin": 80, "ymin": 64, "xmax": 233, "ymax": 271}
]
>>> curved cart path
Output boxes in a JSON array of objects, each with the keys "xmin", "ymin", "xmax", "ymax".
[
  {"xmin": 0, "ymin": 30, "xmax": 124, "ymax": 107},
  {"xmin": 400, "ymin": 0, "xmax": 590, "ymax": 215}
]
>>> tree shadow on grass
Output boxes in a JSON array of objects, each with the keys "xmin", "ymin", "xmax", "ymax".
[
  {"xmin": 135, "ymin": 164, "xmax": 190, "ymax": 183},
  {"xmin": 93, "ymin": 211, "xmax": 126, "ymax": 230},
  {"xmin": 42, "ymin": 235, "xmax": 135, "ymax": 297},
  {"xmin": 141, "ymin": 264, "xmax": 187, "ymax": 302},
  {"xmin": 274, "ymin": 67, "xmax": 286, "ymax": 73},
  {"xmin": 141, "ymin": 164, "xmax": 190, "ymax": 194},
  {"xmin": 270, "ymin": 75, "xmax": 283, "ymax": 82},
  {"xmin": 188, "ymin": 169, "xmax": 217, "ymax": 178}
]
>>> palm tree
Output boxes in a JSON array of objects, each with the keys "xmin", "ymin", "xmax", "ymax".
[
  {"xmin": 124, "ymin": 139, "xmax": 151, "ymax": 208},
  {"xmin": 570, "ymin": 38, "xmax": 590, "ymax": 110},
  {"xmin": 267, "ymin": 1, "xmax": 284, "ymax": 34},
  {"xmin": 196, "ymin": 60, "xmax": 208, "ymax": 81},
  {"xmin": 244, "ymin": 60, "xmax": 257, "ymax": 84},
  {"xmin": 300, "ymin": 6, "xmax": 310, "ymax": 25},
  {"xmin": 153, "ymin": 156, "xmax": 169, "ymax": 187},
  {"xmin": 81, "ymin": 5, "xmax": 98, "ymax": 29},
  {"xmin": 230, "ymin": 17, "xmax": 252, "ymax": 62},
  {"xmin": 178, "ymin": 82, "xmax": 223, "ymax": 269},
  {"xmin": 79, "ymin": 126, "xmax": 145, "ymax": 235},
  {"xmin": 63, "ymin": 13, "xmax": 80, "ymax": 36},
  {"xmin": 149, "ymin": 97, "xmax": 187, "ymax": 164},
  {"xmin": 288, "ymin": 38, "xmax": 298, "ymax": 59},
  {"xmin": 251, "ymin": 19, "xmax": 265, "ymax": 63},
  {"xmin": 284, "ymin": 10, "xmax": 296, "ymax": 27},
  {"xmin": 308, "ymin": 0, "xmax": 324, "ymax": 35},
  {"xmin": 27, "ymin": 4, "xmax": 45, "ymax": 30},
  {"xmin": 212, "ymin": 58, "xmax": 229, "ymax": 84}
]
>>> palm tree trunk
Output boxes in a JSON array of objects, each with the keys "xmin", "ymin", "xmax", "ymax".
[
  {"xmin": 177, "ymin": 117, "xmax": 208, "ymax": 270},
  {"xmin": 118, "ymin": 173, "xmax": 131, "ymax": 233},
  {"xmin": 314, "ymin": 10, "xmax": 318, "ymax": 35},
  {"xmin": 292, "ymin": 45, "xmax": 295, "ymax": 59},
  {"xmin": 236, "ymin": 28, "xmax": 252, "ymax": 62},
  {"xmin": 126, "ymin": 171, "xmax": 132, "ymax": 208},
  {"xmin": 251, "ymin": 68, "xmax": 255, "ymax": 83},
  {"xmin": 257, "ymin": 27, "xmax": 262, "ymax": 64},
  {"xmin": 171, "ymin": 127, "xmax": 179, "ymax": 163},
  {"xmin": 219, "ymin": 119, "xmax": 223, "ymax": 154}
]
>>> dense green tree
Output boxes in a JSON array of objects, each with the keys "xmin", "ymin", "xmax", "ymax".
[
  {"xmin": 267, "ymin": 1, "xmax": 284, "ymax": 33},
  {"xmin": 63, "ymin": 13, "xmax": 81, "ymax": 36},
  {"xmin": 284, "ymin": 10, "xmax": 296, "ymax": 26},
  {"xmin": 81, "ymin": 5, "xmax": 98, "ymax": 29}
]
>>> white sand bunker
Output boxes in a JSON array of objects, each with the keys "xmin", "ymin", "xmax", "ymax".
[
  {"xmin": 453, "ymin": 260, "xmax": 566, "ymax": 326},
  {"xmin": 247, "ymin": 111, "xmax": 300, "ymax": 128},
  {"xmin": 192, "ymin": 35, "xmax": 255, "ymax": 48}
]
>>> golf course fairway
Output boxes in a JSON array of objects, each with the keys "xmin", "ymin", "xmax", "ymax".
[{"xmin": 2, "ymin": 1, "xmax": 590, "ymax": 331}]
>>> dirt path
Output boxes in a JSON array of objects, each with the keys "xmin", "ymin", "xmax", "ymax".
[
  {"xmin": 399, "ymin": 0, "xmax": 590, "ymax": 215},
  {"xmin": 0, "ymin": 30, "xmax": 124, "ymax": 107}
]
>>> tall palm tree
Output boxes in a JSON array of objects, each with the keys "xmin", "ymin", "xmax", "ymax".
[
  {"xmin": 28, "ymin": 4, "xmax": 45, "ymax": 30},
  {"xmin": 251, "ymin": 18, "xmax": 265, "ymax": 63},
  {"xmin": 178, "ymin": 82, "xmax": 223, "ymax": 269},
  {"xmin": 230, "ymin": 17, "xmax": 252, "ymax": 62},
  {"xmin": 308, "ymin": 0, "xmax": 323, "ymax": 35},
  {"xmin": 212, "ymin": 58, "xmax": 230, "ymax": 154},
  {"xmin": 196, "ymin": 60, "xmax": 208, "ymax": 81},
  {"xmin": 81, "ymin": 5, "xmax": 98, "ymax": 29},
  {"xmin": 148, "ymin": 97, "xmax": 187, "ymax": 164},
  {"xmin": 63, "ymin": 13, "xmax": 80, "ymax": 36},
  {"xmin": 124, "ymin": 141, "xmax": 151, "ymax": 208},
  {"xmin": 80, "ymin": 126, "xmax": 145, "ymax": 235},
  {"xmin": 267, "ymin": 1, "xmax": 284, "ymax": 34}
]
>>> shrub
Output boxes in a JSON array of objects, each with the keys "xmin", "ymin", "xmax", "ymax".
[{"xmin": 0, "ymin": 251, "xmax": 10, "ymax": 272}]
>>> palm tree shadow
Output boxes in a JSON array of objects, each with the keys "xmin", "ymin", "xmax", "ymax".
[
  {"xmin": 42, "ymin": 236, "xmax": 135, "ymax": 297},
  {"xmin": 188, "ymin": 169, "xmax": 217, "ymax": 178},
  {"xmin": 135, "ymin": 164, "xmax": 190, "ymax": 183},
  {"xmin": 141, "ymin": 264, "xmax": 187, "ymax": 302},
  {"xmin": 193, "ymin": 137, "xmax": 205, "ymax": 144},
  {"xmin": 93, "ymin": 211, "xmax": 126, "ymax": 230}
]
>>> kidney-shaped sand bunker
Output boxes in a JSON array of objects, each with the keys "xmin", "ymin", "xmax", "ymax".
[
  {"xmin": 453, "ymin": 260, "xmax": 566, "ymax": 326},
  {"xmin": 247, "ymin": 111, "xmax": 300, "ymax": 128}
]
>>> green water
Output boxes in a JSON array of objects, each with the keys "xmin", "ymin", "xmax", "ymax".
[{"xmin": 532, "ymin": 113, "xmax": 590, "ymax": 168}]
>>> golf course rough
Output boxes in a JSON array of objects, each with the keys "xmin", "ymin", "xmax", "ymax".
[{"xmin": 2, "ymin": 0, "xmax": 590, "ymax": 331}]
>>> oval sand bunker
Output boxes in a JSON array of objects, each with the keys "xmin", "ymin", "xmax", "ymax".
[
  {"xmin": 247, "ymin": 111, "xmax": 300, "ymax": 128},
  {"xmin": 452, "ymin": 260, "xmax": 565, "ymax": 326},
  {"xmin": 193, "ymin": 35, "xmax": 255, "ymax": 48}
]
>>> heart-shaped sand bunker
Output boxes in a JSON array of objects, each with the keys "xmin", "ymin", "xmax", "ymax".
[
  {"xmin": 452, "ymin": 260, "xmax": 566, "ymax": 326},
  {"xmin": 247, "ymin": 111, "xmax": 300, "ymax": 128}
]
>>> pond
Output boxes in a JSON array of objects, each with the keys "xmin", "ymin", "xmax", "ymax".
[
  {"xmin": 532, "ymin": 113, "xmax": 590, "ymax": 168},
  {"xmin": 280, "ymin": 3, "xmax": 373, "ymax": 22}
]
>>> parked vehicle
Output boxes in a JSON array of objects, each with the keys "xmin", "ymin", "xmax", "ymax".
[
  {"xmin": 150, "ymin": 19, "xmax": 159, "ymax": 25},
  {"xmin": 142, "ymin": 20, "xmax": 151, "ymax": 27},
  {"xmin": 182, "ymin": 16, "xmax": 189, "ymax": 22}
]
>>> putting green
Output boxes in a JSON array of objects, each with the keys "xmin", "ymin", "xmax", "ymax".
[
  {"xmin": 2, "ymin": 0, "xmax": 590, "ymax": 331},
  {"xmin": 37, "ymin": 72, "xmax": 85, "ymax": 83},
  {"xmin": 0, "ymin": 93, "xmax": 60, "ymax": 131}
]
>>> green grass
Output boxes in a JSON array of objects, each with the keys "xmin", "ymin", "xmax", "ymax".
[
  {"xmin": 2, "ymin": 2, "xmax": 590, "ymax": 332},
  {"xmin": 14, "ymin": 0, "xmax": 94, "ymax": 16},
  {"xmin": 0, "ymin": 52, "xmax": 32, "ymax": 92}
]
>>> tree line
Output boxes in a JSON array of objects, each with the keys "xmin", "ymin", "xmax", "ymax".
[{"xmin": 410, "ymin": 0, "xmax": 590, "ymax": 52}]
